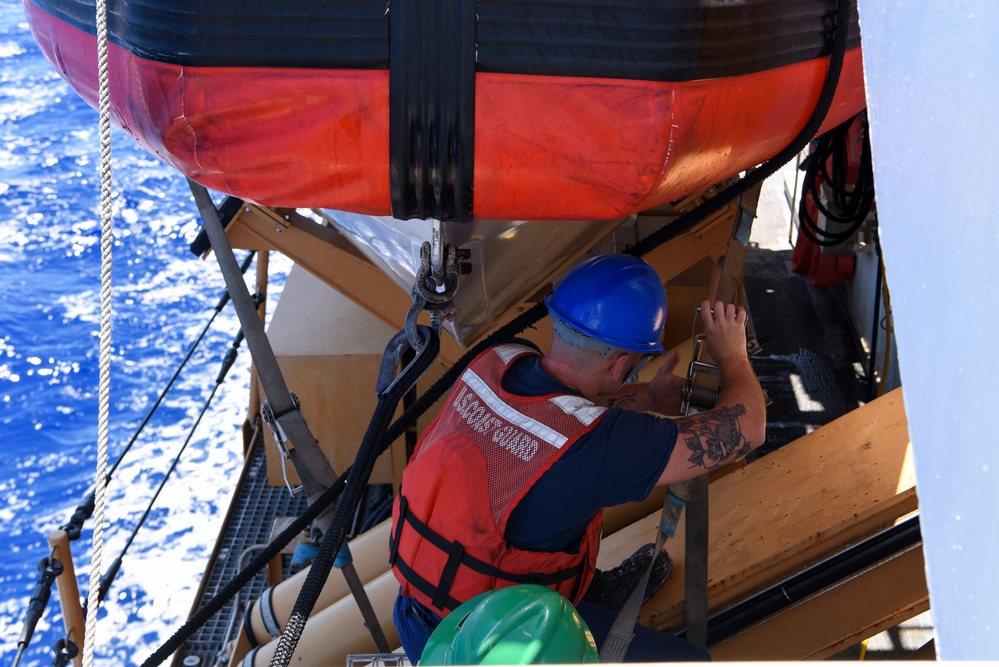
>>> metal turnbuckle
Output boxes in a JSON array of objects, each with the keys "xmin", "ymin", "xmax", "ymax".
[
  {"xmin": 681, "ymin": 334, "xmax": 722, "ymax": 416},
  {"xmin": 681, "ymin": 306, "xmax": 724, "ymax": 416},
  {"xmin": 259, "ymin": 397, "xmax": 305, "ymax": 497}
]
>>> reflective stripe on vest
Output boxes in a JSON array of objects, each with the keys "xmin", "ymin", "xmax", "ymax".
[{"xmin": 390, "ymin": 343, "xmax": 607, "ymax": 614}]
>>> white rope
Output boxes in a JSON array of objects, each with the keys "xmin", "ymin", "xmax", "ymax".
[{"xmin": 83, "ymin": 0, "xmax": 114, "ymax": 662}]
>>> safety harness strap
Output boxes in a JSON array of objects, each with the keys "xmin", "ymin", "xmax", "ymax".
[
  {"xmin": 599, "ymin": 485, "xmax": 678, "ymax": 663},
  {"xmin": 393, "ymin": 556, "xmax": 463, "ymax": 612},
  {"xmin": 391, "ymin": 493, "xmax": 585, "ymax": 610},
  {"xmin": 433, "ymin": 542, "xmax": 467, "ymax": 610},
  {"xmin": 189, "ymin": 181, "xmax": 337, "ymax": 502}
]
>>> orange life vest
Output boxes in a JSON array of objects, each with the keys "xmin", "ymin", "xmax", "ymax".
[{"xmin": 389, "ymin": 343, "xmax": 608, "ymax": 615}]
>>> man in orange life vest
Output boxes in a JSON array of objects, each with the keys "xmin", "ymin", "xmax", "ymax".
[{"xmin": 389, "ymin": 254, "xmax": 767, "ymax": 662}]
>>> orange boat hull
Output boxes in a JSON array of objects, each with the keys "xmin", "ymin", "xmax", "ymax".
[{"xmin": 25, "ymin": 0, "xmax": 866, "ymax": 219}]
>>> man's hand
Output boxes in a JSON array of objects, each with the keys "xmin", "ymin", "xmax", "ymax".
[
  {"xmin": 647, "ymin": 350, "xmax": 686, "ymax": 415},
  {"xmin": 596, "ymin": 350, "xmax": 685, "ymax": 414},
  {"xmin": 655, "ymin": 299, "xmax": 766, "ymax": 485},
  {"xmin": 700, "ymin": 300, "xmax": 748, "ymax": 364}
]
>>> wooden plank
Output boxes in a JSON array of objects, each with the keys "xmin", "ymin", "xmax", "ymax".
[
  {"xmin": 261, "ymin": 354, "xmax": 401, "ymax": 486},
  {"xmin": 709, "ymin": 544, "xmax": 929, "ymax": 660},
  {"xmin": 596, "ymin": 388, "xmax": 916, "ymax": 635},
  {"xmin": 261, "ymin": 266, "xmax": 406, "ymax": 486},
  {"xmin": 641, "ymin": 208, "xmax": 733, "ymax": 286}
]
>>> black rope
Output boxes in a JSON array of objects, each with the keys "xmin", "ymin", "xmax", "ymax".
[
  {"xmin": 140, "ymin": 469, "xmax": 348, "ymax": 667},
  {"xmin": 59, "ymin": 252, "xmax": 254, "ymax": 543},
  {"xmin": 631, "ymin": 1, "xmax": 853, "ymax": 258},
  {"xmin": 140, "ymin": 331, "xmax": 440, "ymax": 667},
  {"xmin": 269, "ymin": 329, "xmax": 440, "ymax": 667},
  {"xmin": 142, "ymin": 0, "xmax": 856, "ymax": 659},
  {"xmin": 95, "ymin": 329, "xmax": 246, "ymax": 607}
]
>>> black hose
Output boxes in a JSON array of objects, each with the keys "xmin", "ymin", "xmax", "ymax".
[{"xmin": 797, "ymin": 113, "xmax": 875, "ymax": 247}]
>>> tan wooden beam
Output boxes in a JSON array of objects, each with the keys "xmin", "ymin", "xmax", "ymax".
[
  {"xmin": 640, "ymin": 204, "xmax": 734, "ymax": 286},
  {"xmin": 709, "ymin": 543, "xmax": 929, "ymax": 661},
  {"xmin": 597, "ymin": 388, "xmax": 917, "ymax": 638},
  {"xmin": 222, "ymin": 205, "xmax": 467, "ymax": 364},
  {"xmin": 47, "ymin": 530, "xmax": 84, "ymax": 667}
]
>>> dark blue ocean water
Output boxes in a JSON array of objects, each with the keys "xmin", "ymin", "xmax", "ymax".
[{"xmin": 1, "ymin": 1, "xmax": 286, "ymax": 663}]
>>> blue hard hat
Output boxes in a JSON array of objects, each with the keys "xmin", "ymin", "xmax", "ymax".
[{"xmin": 545, "ymin": 254, "xmax": 667, "ymax": 354}]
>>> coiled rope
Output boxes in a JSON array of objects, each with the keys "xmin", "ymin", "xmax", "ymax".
[{"xmin": 85, "ymin": 0, "xmax": 113, "ymax": 662}]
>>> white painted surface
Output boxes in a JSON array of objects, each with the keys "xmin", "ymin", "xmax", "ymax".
[{"xmin": 857, "ymin": 0, "xmax": 999, "ymax": 658}]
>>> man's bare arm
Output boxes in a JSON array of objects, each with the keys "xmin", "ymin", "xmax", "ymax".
[{"xmin": 657, "ymin": 302, "xmax": 766, "ymax": 485}]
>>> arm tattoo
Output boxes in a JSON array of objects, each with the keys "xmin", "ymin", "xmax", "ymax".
[
  {"xmin": 682, "ymin": 404, "xmax": 753, "ymax": 470},
  {"xmin": 599, "ymin": 390, "xmax": 638, "ymax": 409}
]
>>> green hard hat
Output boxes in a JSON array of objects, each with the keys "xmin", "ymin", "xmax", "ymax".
[{"xmin": 419, "ymin": 585, "xmax": 599, "ymax": 665}]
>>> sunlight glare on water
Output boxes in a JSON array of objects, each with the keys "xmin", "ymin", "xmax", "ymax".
[{"xmin": 0, "ymin": 1, "xmax": 290, "ymax": 664}]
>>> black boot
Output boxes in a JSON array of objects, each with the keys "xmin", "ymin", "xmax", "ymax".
[{"xmin": 582, "ymin": 543, "xmax": 673, "ymax": 613}]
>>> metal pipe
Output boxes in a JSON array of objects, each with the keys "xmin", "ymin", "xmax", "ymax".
[{"xmin": 245, "ymin": 519, "xmax": 391, "ymax": 644}]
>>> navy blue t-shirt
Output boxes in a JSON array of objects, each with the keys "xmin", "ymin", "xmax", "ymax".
[{"xmin": 501, "ymin": 353, "xmax": 678, "ymax": 552}]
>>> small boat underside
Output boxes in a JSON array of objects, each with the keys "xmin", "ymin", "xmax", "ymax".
[{"xmin": 24, "ymin": 0, "xmax": 865, "ymax": 220}]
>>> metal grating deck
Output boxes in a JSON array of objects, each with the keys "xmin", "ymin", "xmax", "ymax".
[{"xmin": 174, "ymin": 437, "xmax": 308, "ymax": 667}]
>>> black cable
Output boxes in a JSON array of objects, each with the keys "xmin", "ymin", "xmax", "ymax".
[
  {"xmin": 797, "ymin": 113, "xmax": 875, "ymax": 247},
  {"xmin": 141, "ymin": 332, "xmax": 439, "ymax": 667},
  {"xmin": 96, "ymin": 328, "xmax": 246, "ymax": 606},
  {"xmin": 867, "ymin": 224, "xmax": 883, "ymax": 402},
  {"xmin": 59, "ymin": 252, "xmax": 254, "ymax": 543},
  {"xmin": 269, "ymin": 329, "xmax": 440, "ymax": 667},
  {"xmin": 140, "ymin": 469, "xmax": 348, "ymax": 667},
  {"xmin": 701, "ymin": 516, "xmax": 921, "ymax": 646}
]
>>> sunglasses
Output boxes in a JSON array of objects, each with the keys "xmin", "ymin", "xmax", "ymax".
[{"xmin": 625, "ymin": 354, "xmax": 654, "ymax": 385}]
